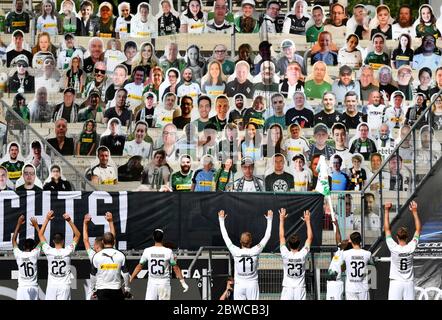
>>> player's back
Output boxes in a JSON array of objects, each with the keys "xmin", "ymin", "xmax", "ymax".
[
  {"xmin": 14, "ymin": 247, "xmax": 40, "ymax": 287},
  {"xmin": 386, "ymin": 236, "xmax": 418, "ymax": 281},
  {"xmin": 343, "ymin": 248, "xmax": 372, "ymax": 292},
  {"xmin": 92, "ymin": 247, "xmax": 127, "ymax": 290},
  {"xmin": 42, "ymin": 242, "xmax": 76, "ymax": 288},
  {"xmin": 141, "ymin": 246, "xmax": 174, "ymax": 284},
  {"xmin": 280, "ymin": 245, "xmax": 309, "ymax": 288},
  {"xmin": 231, "ymin": 245, "xmax": 262, "ymax": 282}
]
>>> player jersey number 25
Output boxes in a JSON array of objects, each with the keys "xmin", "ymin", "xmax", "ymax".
[
  {"xmin": 150, "ymin": 259, "xmax": 166, "ymax": 275},
  {"xmin": 51, "ymin": 260, "xmax": 67, "ymax": 277}
]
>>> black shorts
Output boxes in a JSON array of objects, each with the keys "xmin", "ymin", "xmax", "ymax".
[{"xmin": 96, "ymin": 289, "xmax": 125, "ymax": 300}]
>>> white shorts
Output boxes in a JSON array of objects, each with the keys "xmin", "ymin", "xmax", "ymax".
[
  {"xmin": 346, "ymin": 291, "xmax": 369, "ymax": 300},
  {"xmin": 145, "ymin": 282, "xmax": 171, "ymax": 300},
  {"xmin": 281, "ymin": 286, "xmax": 306, "ymax": 300},
  {"xmin": 388, "ymin": 279, "xmax": 415, "ymax": 300},
  {"xmin": 326, "ymin": 280, "xmax": 344, "ymax": 300},
  {"xmin": 234, "ymin": 281, "xmax": 259, "ymax": 300},
  {"xmin": 45, "ymin": 287, "xmax": 71, "ymax": 300},
  {"xmin": 17, "ymin": 286, "xmax": 39, "ymax": 300}
]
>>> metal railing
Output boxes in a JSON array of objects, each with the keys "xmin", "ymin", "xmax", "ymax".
[
  {"xmin": 362, "ymin": 90, "xmax": 442, "ymax": 249},
  {"xmin": 2, "ymin": 99, "xmax": 97, "ymax": 191}
]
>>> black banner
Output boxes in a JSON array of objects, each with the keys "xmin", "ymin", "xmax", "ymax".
[{"xmin": 0, "ymin": 191, "xmax": 324, "ymax": 251}]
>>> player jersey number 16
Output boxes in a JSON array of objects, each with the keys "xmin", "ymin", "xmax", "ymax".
[{"xmin": 20, "ymin": 262, "xmax": 36, "ymax": 277}]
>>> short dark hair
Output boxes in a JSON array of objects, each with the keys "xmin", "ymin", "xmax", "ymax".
[
  {"xmin": 24, "ymin": 239, "xmax": 36, "ymax": 251},
  {"xmin": 198, "ymin": 95, "xmax": 211, "ymax": 107},
  {"xmin": 132, "ymin": 65, "xmax": 146, "ymax": 76},
  {"xmin": 31, "ymin": 141, "xmax": 42, "ymax": 149},
  {"xmin": 331, "ymin": 122, "xmax": 347, "ymax": 134},
  {"xmin": 287, "ymin": 234, "xmax": 301, "ymax": 250},
  {"xmin": 350, "ymin": 232, "xmax": 362, "ymax": 245},
  {"xmin": 97, "ymin": 146, "xmax": 109, "ymax": 155},
  {"xmin": 344, "ymin": 91, "xmax": 358, "ymax": 100},
  {"xmin": 154, "ymin": 150, "xmax": 166, "ymax": 159},
  {"xmin": 103, "ymin": 232, "xmax": 115, "ymax": 245},
  {"xmin": 9, "ymin": 142, "xmax": 19, "ymax": 150},
  {"xmin": 333, "ymin": 154, "xmax": 343, "ymax": 165},
  {"xmin": 53, "ymin": 233, "xmax": 65, "ymax": 245},
  {"xmin": 124, "ymin": 41, "xmax": 137, "ymax": 52},
  {"xmin": 153, "ymin": 229, "xmax": 164, "ymax": 242}
]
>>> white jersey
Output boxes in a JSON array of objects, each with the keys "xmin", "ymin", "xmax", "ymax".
[
  {"xmin": 14, "ymin": 247, "xmax": 40, "ymax": 287},
  {"xmin": 124, "ymin": 82, "xmax": 145, "ymax": 111},
  {"xmin": 386, "ymin": 235, "xmax": 418, "ymax": 282},
  {"xmin": 91, "ymin": 247, "xmax": 130, "ymax": 291},
  {"xmin": 366, "ymin": 104, "xmax": 385, "ymax": 134},
  {"xmin": 115, "ymin": 16, "xmax": 132, "ymax": 39},
  {"xmin": 383, "ymin": 106, "xmax": 405, "ymax": 133},
  {"xmin": 283, "ymin": 138, "xmax": 309, "ymax": 162},
  {"xmin": 139, "ymin": 246, "xmax": 176, "ymax": 285},
  {"xmin": 104, "ymin": 49, "xmax": 127, "ymax": 74},
  {"xmin": 337, "ymin": 48, "xmax": 363, "ymax": 69},
  {"xmin": 91, "ymin": 165, "xmax": 117, "ymax": 185},
  {"xmin": 334, "ymin": 149, "xmax": 352, "ymax": 169},
  {"xmin": 292, "ymin": 170, "xmax": 311, "ymax": 192},
  {"xmin": 177, "ymin": 83, "xmax": 201, "ymax": 106},
  {"xmin": 154, "ymin": 107, "xmax": 175, "ymax": 128},
  {"xmin": 392, "ymin": 24, "xmax": 416, "ymax": 40},
  {"xmin": 280, "ymin": 245, "xmax": 309, "ymax": 288},
  {"xmin": 180, "ymin": 13, "xmax": 207, "ymax": 34},
  {"xmin": 343, "ymin": 248, "xmax": 372, "ymax": 293},
  {"xmin": 367, "ymin": 212, "xmax": 381, "ymax": 231},
  {"xmin": 123, "ymin": 140, "xmax": 152, "ymax": 158},
  {"xmin": 42, "ymin": 242, "xmax": 76, "ymax": 288},
  {"xmin": 328, "ymin": 248, "xmax": 344, "ymax": 281},
  {"xmin": 219, "ymin": 216, "xmax": 272, "ymax": 284},
  {"xmin": 130, "ymin": 19, "xmax": 157, "ymax": 38}
]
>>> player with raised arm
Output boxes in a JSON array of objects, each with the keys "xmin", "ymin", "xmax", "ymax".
[
  {"xmin": 13, "ymin": 215, "xmax": 40, "ymax": 300},
  {"xmin": 279, "ymin": 208, "xmax": 313, "ymax": 300},
  {"xmin": 83, "ymin": 212, "xmax": 116, "ymax": 299},
  {"xmin": 384, "ymin": 201, "xmax": 421, "ymax": 300},
  {"xmin": 342, "ymin": 231, "xmax": 373, "ymax": 300},
  {"xmin": 326, "ymin": 219, "xmax": 351, "ymax": 300},
  {"xmin": 218, "ymin": 209, "xmax": 273, "ymax": 300},
  {"xmin": 33, "ymin": 211, "xmax": 81, "ymax": 300},
  {"xmin": 130, "ymin": 229, "xmax": 188, "ymax": 300},
  {"xmin": 91, "ymin": 232, "xmax": 131, "ymax": 300},
  {"xmin": 83, "ymin": 212, "xmax": 116, "ymax": 261}
]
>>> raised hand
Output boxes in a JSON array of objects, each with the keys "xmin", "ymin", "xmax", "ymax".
[
  {"xmin": 46, "ymin": 210, "xmax": 55, "ymax": 220},
  {"xmin": 409, "ymin": 201, "xmax": 418, "ymax": 212},
  {"xmin": 266, "ymin": 210, "xmax": 274, "ymax": 218},
  {"xmin": 303, "ymin": 210, "xmax": 311, "ymax": 222},
  {"xmin": 84, "ymin": 213, "xmax": 92, "ymax": 224},
  {"xmin": 218, "ymin": 210, "xmax": 226, "ymax": 218},
  {"xmin": 63, "ymin": 213, "xmax": 71, "ymax": 221},
  {"xmin": 30, "ymin": 217, "xmax": 39, "ymax": 228},
  {"xmin": 384, "ymin": 202, "xmax": 392, "ymax": 211},
  {"xmin": 17, "ymin": 215, "xmax": 25, "ymax": 225},
  {"xmin": 279, "ymin": 208, "xmax": 287, "ymax": 221},
  {"xmin": 105, "ymin": 212, "xmax": 113, "ymax": 222}
]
